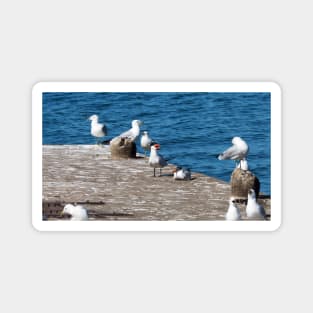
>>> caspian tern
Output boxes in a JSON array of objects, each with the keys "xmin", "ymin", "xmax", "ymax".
[{"xmin": 149, "ymin": 144, "xmax": 168, "ymax": 177}]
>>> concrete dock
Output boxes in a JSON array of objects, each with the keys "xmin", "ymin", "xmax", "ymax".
[{"xmin": 42, "ymin": 145, "xmax": 271, "ymax": 221}]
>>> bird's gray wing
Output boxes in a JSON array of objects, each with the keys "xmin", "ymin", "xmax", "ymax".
[
  {"xmin": 102, "ymin": 124, "xmax": 107, "ymax": 135},
  {"xmin": 159, "ymin": 154, "xmax": 168, "ymax": 166},
  {"xmin": 218, "ymin": 145, "xmax": 238, "ymax": 160},
  {"xmin": 119, "ymin": 128, "xmax": 133, "ymax": 138},
  {"xmin": 260, "ymin": 205, "xmax": 266, "ymax": 218}
]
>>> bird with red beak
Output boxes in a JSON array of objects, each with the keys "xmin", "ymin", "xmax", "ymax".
[{"xmin": 148, "ymin": 144, "xmax": 168, "ymax": 177}]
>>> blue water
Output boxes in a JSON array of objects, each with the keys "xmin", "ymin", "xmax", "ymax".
[{"xmin": 43, "ymin": 92, "xmax": 271, "ymax": 195}]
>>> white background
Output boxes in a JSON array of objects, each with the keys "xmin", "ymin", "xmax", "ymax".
[{"xmin": 0, "ymin": 1, "xmax": 311, "ymax": 312}]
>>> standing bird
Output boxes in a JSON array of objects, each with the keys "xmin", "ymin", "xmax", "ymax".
[
  {"xmin": 246, "ymin": 189, "xmax": 266, "ymax": 219},
  {"xmin": 225, "ymin": 198, "xmax": 241, "ymax": 221},
  {"xmin": 88, "ymin": 114, "xmax": 107, "ymax": 144},
  {"xmin": 61, "ymin": 204, "xmax": 88, "ymax": 221},
  {"xmin": 140, "ymin": 131, "xmax": 152, "ymax": 157},
  {"xmin": 218, "ymin": 136, "xmax": 249, "ymax": 168},
  {"xmin": 173, "ymin": 167, "xmax": 191, "ymax": 180},
  {"xmin": 118, "ymin": 120, "xmax": 143, "ymax": 142},
  {"xmin": 149, "ymin": 144, "xmax": 168, "ymax": 177}
]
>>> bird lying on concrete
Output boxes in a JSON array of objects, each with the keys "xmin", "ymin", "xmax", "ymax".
[{"xmin": 173, "ymin": 167, "xmax": 191, "ymax": 180}]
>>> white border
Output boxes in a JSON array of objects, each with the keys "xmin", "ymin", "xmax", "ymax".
[{"xmin": 32, "ymin": 82, "xmax": 281, "ymax": 231}]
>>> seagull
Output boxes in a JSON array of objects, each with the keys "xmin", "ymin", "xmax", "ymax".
[
  {"xmin": 140, "ymin": 131, "xmax": 152, "ymax": 157},
  {"xmin": 118, "ymin": 120, "xmax": 143, "ymax": 142},
  {"xmin": 246, "ymin": 189, "xmax": 266, "ymax": 219},
  {"xmin": 225, "ymin": 198, "xmax": 241, "ymax": 221},
  {"xmin": 149, "ymin": 144, "xmax": 168, "ymax": 177},
  {"xmin": 88, "ymin": 114, "xmax": 107, "ymax": 143},
  {"xmin": 61, "ymin": 204, "xmax": 88, "ymax": 221},
  {"xmin": 236, "ymin": 158, "xmax": 249, "ymax": 170},
  {"xmin": 173, "ymin": 167, "xmax": 191, "ymax": 180},
  {"xmin": 218, "ymin": 137, "xmax": 249, "ymax": 168}
]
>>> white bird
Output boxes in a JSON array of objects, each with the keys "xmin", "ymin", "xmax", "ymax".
[
  {"xmin": 88, "ymin": 114, "xmax": 107, "ymax": 143},
  {"xmin": 140, "ymin": 131, "xmax": 152, "ymax": 157},
  {"xmin": 173, "ymin": 167, "xmax": 191, "ymax": 180},
  {"xmin": 246, "ymin": 189, "xmax": 266, "ymax": 219},
  {"xmin": 218, "ymin": 137, "xmax": 249, "ymax": 168},
  {"xmin": 118, "ymin": 120, "xmax": 143, "ymax": 142},
  {"xmin": 236, "ymin": 158, "xmax": 249, "ymax": 170},
  {"xmin": 61, "ymin": 204, "xmax": 88, "ymax": 221},
  {"xmin": 225, "ymin": 198, "xmax": 241, "ymax": 221},
  {"xmin": 149, "ymin": 144, "xmax": 168, "ymax": 177}
]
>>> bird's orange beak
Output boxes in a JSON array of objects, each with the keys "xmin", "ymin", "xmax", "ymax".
[{"xmin": 154, "ymin": 144, "xmax": 160, "ymax": 149}]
